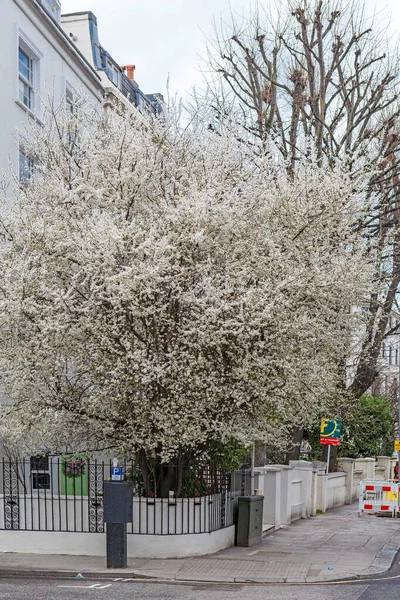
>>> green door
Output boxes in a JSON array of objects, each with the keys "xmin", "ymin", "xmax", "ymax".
[{"xmin": 60, "ymin": 455, "xmax": 88, "ymax": 496}]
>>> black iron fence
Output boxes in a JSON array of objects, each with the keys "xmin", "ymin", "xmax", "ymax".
[{"xmin": 0, "ymin": 457, "xmax": 250, "ymax": 535}]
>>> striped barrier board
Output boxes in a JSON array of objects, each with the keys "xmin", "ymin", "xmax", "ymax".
[{"xmin": 359, "ymin": 480, "xmax": 398, "ymax": 517}]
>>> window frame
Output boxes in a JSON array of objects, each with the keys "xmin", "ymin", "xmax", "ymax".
[
  {"xmin": 16, "ymin": 31, "xmax": 43, "ymax": 117},
  {"xmin": 18, "ymin": 47, "xmax": 34, "ymax": 110},
  {"xmin": 19, "ymin": 145, "xmax": 34, "ymax": 186},
  {"xmin": 66, "ymin": 84, "xmax": 75, "ymax": 115},
  {"xmin": 30, "ymin": 456, "xmax": 51, "ymax": 491},
  {"xmin": 106, "ymin": 59, "xmax": 120, "ymax": 87}
]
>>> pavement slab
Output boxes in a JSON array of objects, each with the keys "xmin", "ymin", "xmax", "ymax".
[{"xmin": 0, "ymin": 503, "xmax": 399, "ymax": 583}]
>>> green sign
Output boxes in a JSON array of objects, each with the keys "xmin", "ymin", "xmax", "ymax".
[{"xmin": 320, "ymin": 418, "xmax": 342, "ymax": 446}]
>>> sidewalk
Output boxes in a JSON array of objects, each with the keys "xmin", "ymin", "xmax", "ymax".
[{"xmin": 1, "ymin": 503, "xmax": 400, "ymax": 583}]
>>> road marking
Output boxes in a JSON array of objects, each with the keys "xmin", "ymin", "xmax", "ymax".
[{"xmin": 58, "ymin": 583, "xmax": 112, "ymax": 589}]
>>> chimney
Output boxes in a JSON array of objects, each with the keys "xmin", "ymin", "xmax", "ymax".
[{"xmin": 121, "ymin": 65, "xmax": 135, "ymax": 81}]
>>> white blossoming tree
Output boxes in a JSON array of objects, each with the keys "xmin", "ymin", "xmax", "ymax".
[{"xmin": 0, "ymin": 101, "xmax": 372, "ymax": 468}]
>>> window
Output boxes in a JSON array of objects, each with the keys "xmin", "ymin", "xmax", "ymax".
[
  {"xmin": 106, "ymin": 59, "xmax": 119, "ymax": 86},
  {"xmin": 396, "ymin": 348, "xmax": 399, "ymax": 366},
  {"xmin": 65, "ymin": 84, "xmax": 80, "ymax": 147},
  {"xmin": 18, "ymin": 47, "xmax": 34, "ymax": 110},
  {"xmin": 18, "ymin": 34, "xmax": 42, "ymax": 115},
  {"xmin": 19, "ymin": 147, "xmax": 34, "ymax": 185},
  {"xmin": 30, "ymin": 456, "xmax": 51, "ymax": 490},
  {"xmin": 66, "ymin": 85, "xmax": 75, "ymax": 115},
  {"xmin": 382, "ymin": 343, "xmax": 386, "ymax": 358},
  {"xmin": 389, "ymin": 345, "xmax": 393, "ymax": 365}
]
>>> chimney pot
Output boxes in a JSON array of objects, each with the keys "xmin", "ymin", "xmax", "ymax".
[{"xmin": 121, "ymin": 64, "xmax": 135, "ymax": 81}]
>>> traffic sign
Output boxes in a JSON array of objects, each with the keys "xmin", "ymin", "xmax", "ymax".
[
  {"xmin": 320, "ymin": 418, "xmax": 342, "ymax": 446},
  {"xmin": 111, "ymin": 467, "xmax": 125, "ymax": 481}
]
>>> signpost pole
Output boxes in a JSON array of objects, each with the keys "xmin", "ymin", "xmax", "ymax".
[
  {"xmin": 320, "ymin": 419, "xmax": 342, "ymax": 512},
  {"xmin": 324, "ymin": 445, "xmax": 331, "ymax": 513},
  {"xmin": 326, "ymin": 445, "xmax": 331, "ymax": 476}
]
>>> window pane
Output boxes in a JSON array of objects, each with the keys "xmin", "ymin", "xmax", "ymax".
[
  {"xmin": 19, "ymin": 79, "xmax": 32, "ymax": 109},
  {"xmin": 19, "ymin": 48, "xmax": 33, "ymax": 83},
  {"xmin": 19, "ymin": 149, "xmax": 33, "ymax": 185},
  {"xmin": 30, "ymin": 456, "xmax": 49, "ymax": 471},
  {"xmin": 32, "ymin": 473, "xmax": 50, "ymax": 490},
  {"xmin": 66, "ymin": 87, "xmax": 74, "ymax": 113}
]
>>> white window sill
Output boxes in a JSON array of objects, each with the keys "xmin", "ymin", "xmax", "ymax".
[{"xmin": 15, "ymin": 99, "xmax": 43, "ymax": 126}]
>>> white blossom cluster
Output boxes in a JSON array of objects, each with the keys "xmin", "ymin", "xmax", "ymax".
[{"xmin": 0, "ymin": 104, "xmax": 372, "ymax": 459}]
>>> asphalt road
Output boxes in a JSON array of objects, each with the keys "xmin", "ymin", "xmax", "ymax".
[{"xmin": 3, "ymin": 558, "xmax": 400, "ymax": 600}]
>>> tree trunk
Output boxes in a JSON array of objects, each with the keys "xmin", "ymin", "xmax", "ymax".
[
  {"xmin": 254, "ymin": 442, "xmax": 267, "ymax": 467},
  {"xmin": 285, "ymin": 427, "xmax": 304, "ymax": 463}
]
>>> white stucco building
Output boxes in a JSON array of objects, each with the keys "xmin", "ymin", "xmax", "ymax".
[
  {"xmin": 0, "ymin": 0, "xmax": 163, "ymax": 461},
  {"xmin": 0, "ymin": 0, "xmax": 163, "ymax": 187},
  {"xmin": 0, "ymin": 0, "xmax": 105, "ymax": 183},
  {"xmin": 61, "ymin": 11, "xmax": 163, "ymax": 115}
]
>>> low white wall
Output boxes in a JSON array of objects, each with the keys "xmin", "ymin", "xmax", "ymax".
[
  {"xmin": 0, "ymin": 525, "xmax": 235, "ymax": 559},
  {"xmin": 256, "ymin": 455, "xmax": 392, "ymax": 530},
  {"xmin": 289, "ymin": 461, "xmax": 313, "ymax": 520},
  {"xmin": 326, "ymin": 473, "xmax": 346, "ymax": 510},
  {"xmin": 128, "ymin": 525, "xmax": 235, "ymax": 558},
  {"xmin": 0, "ymin": 531, "xmax": 103, "ymax": 556}
]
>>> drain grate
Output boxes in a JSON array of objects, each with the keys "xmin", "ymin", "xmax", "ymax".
[
  {"xmin": 253, "ymin": 552, "xmax": 292, "ymax": 557},
  {"xmin": 191, "ymin": 585, "xmax": 243, "ymax": 592}
]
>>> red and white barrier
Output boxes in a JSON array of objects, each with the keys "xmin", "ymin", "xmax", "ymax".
[{"xmin": 359, "ymin": 480, "xmax": 398, "ymax": 517}]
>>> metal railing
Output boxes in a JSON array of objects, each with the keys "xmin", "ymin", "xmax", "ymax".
[{"xmin": 0, "ymin": 457, "xmax": 250, "ymax": 534}]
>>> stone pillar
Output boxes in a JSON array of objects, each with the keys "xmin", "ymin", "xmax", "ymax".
[
  {"xmin": 255, "ymin": 466, "xmax": 283, "ymax": 530},
  {"xmin": 310, "ymin": 462, "xmax": 326, "ymax": 515},
  {"xmin": 316, "ymin": 470, "xmax": 326, "ymax": 512},
  {"xmin": 272, "ymin": 465, "xmax": 293, "ymax": 525},
  {"xmin": 289, "ymin": 461, "xmax": 313, "ymax": 518},
  {"xmin": 376, "ymin": 456, "xmax": 392, "ymax": 480},
  {"xmin": 337, "ymin": 458, "xmax": 355, "ymax": 505},
  {"xmin": 354, "ymin": 458, "xmax": 375, "ymax": 481}
]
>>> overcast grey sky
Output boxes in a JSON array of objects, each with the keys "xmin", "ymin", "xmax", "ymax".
[{"xmin": 61, "ymin": 0, "xmax": 400, "ymax": 99}]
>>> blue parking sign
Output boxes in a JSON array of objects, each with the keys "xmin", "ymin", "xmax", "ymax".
[{"xmin": 111, "ymin": 466, "xmax": 124, "ymax": 481}]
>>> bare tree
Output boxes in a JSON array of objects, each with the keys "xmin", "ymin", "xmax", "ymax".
[{"xmin": 199, "ymin": 0, "xmax": 400, "ymax": 400}]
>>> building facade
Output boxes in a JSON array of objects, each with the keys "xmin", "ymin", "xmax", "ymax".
[
  {"xmin": 0, "ymin": 0, "xmax": 163, "ymax": 469},
  {"xmin": 0, "ymin": 0, "xmax": 105, "ymax": 182},
  {"xmin": 61, "ymin": 11, "xmax": 163, "ymax": 115},
  {"xmin": 0, "ymin": 0, "xmax": 162, "ymax": 187}
]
